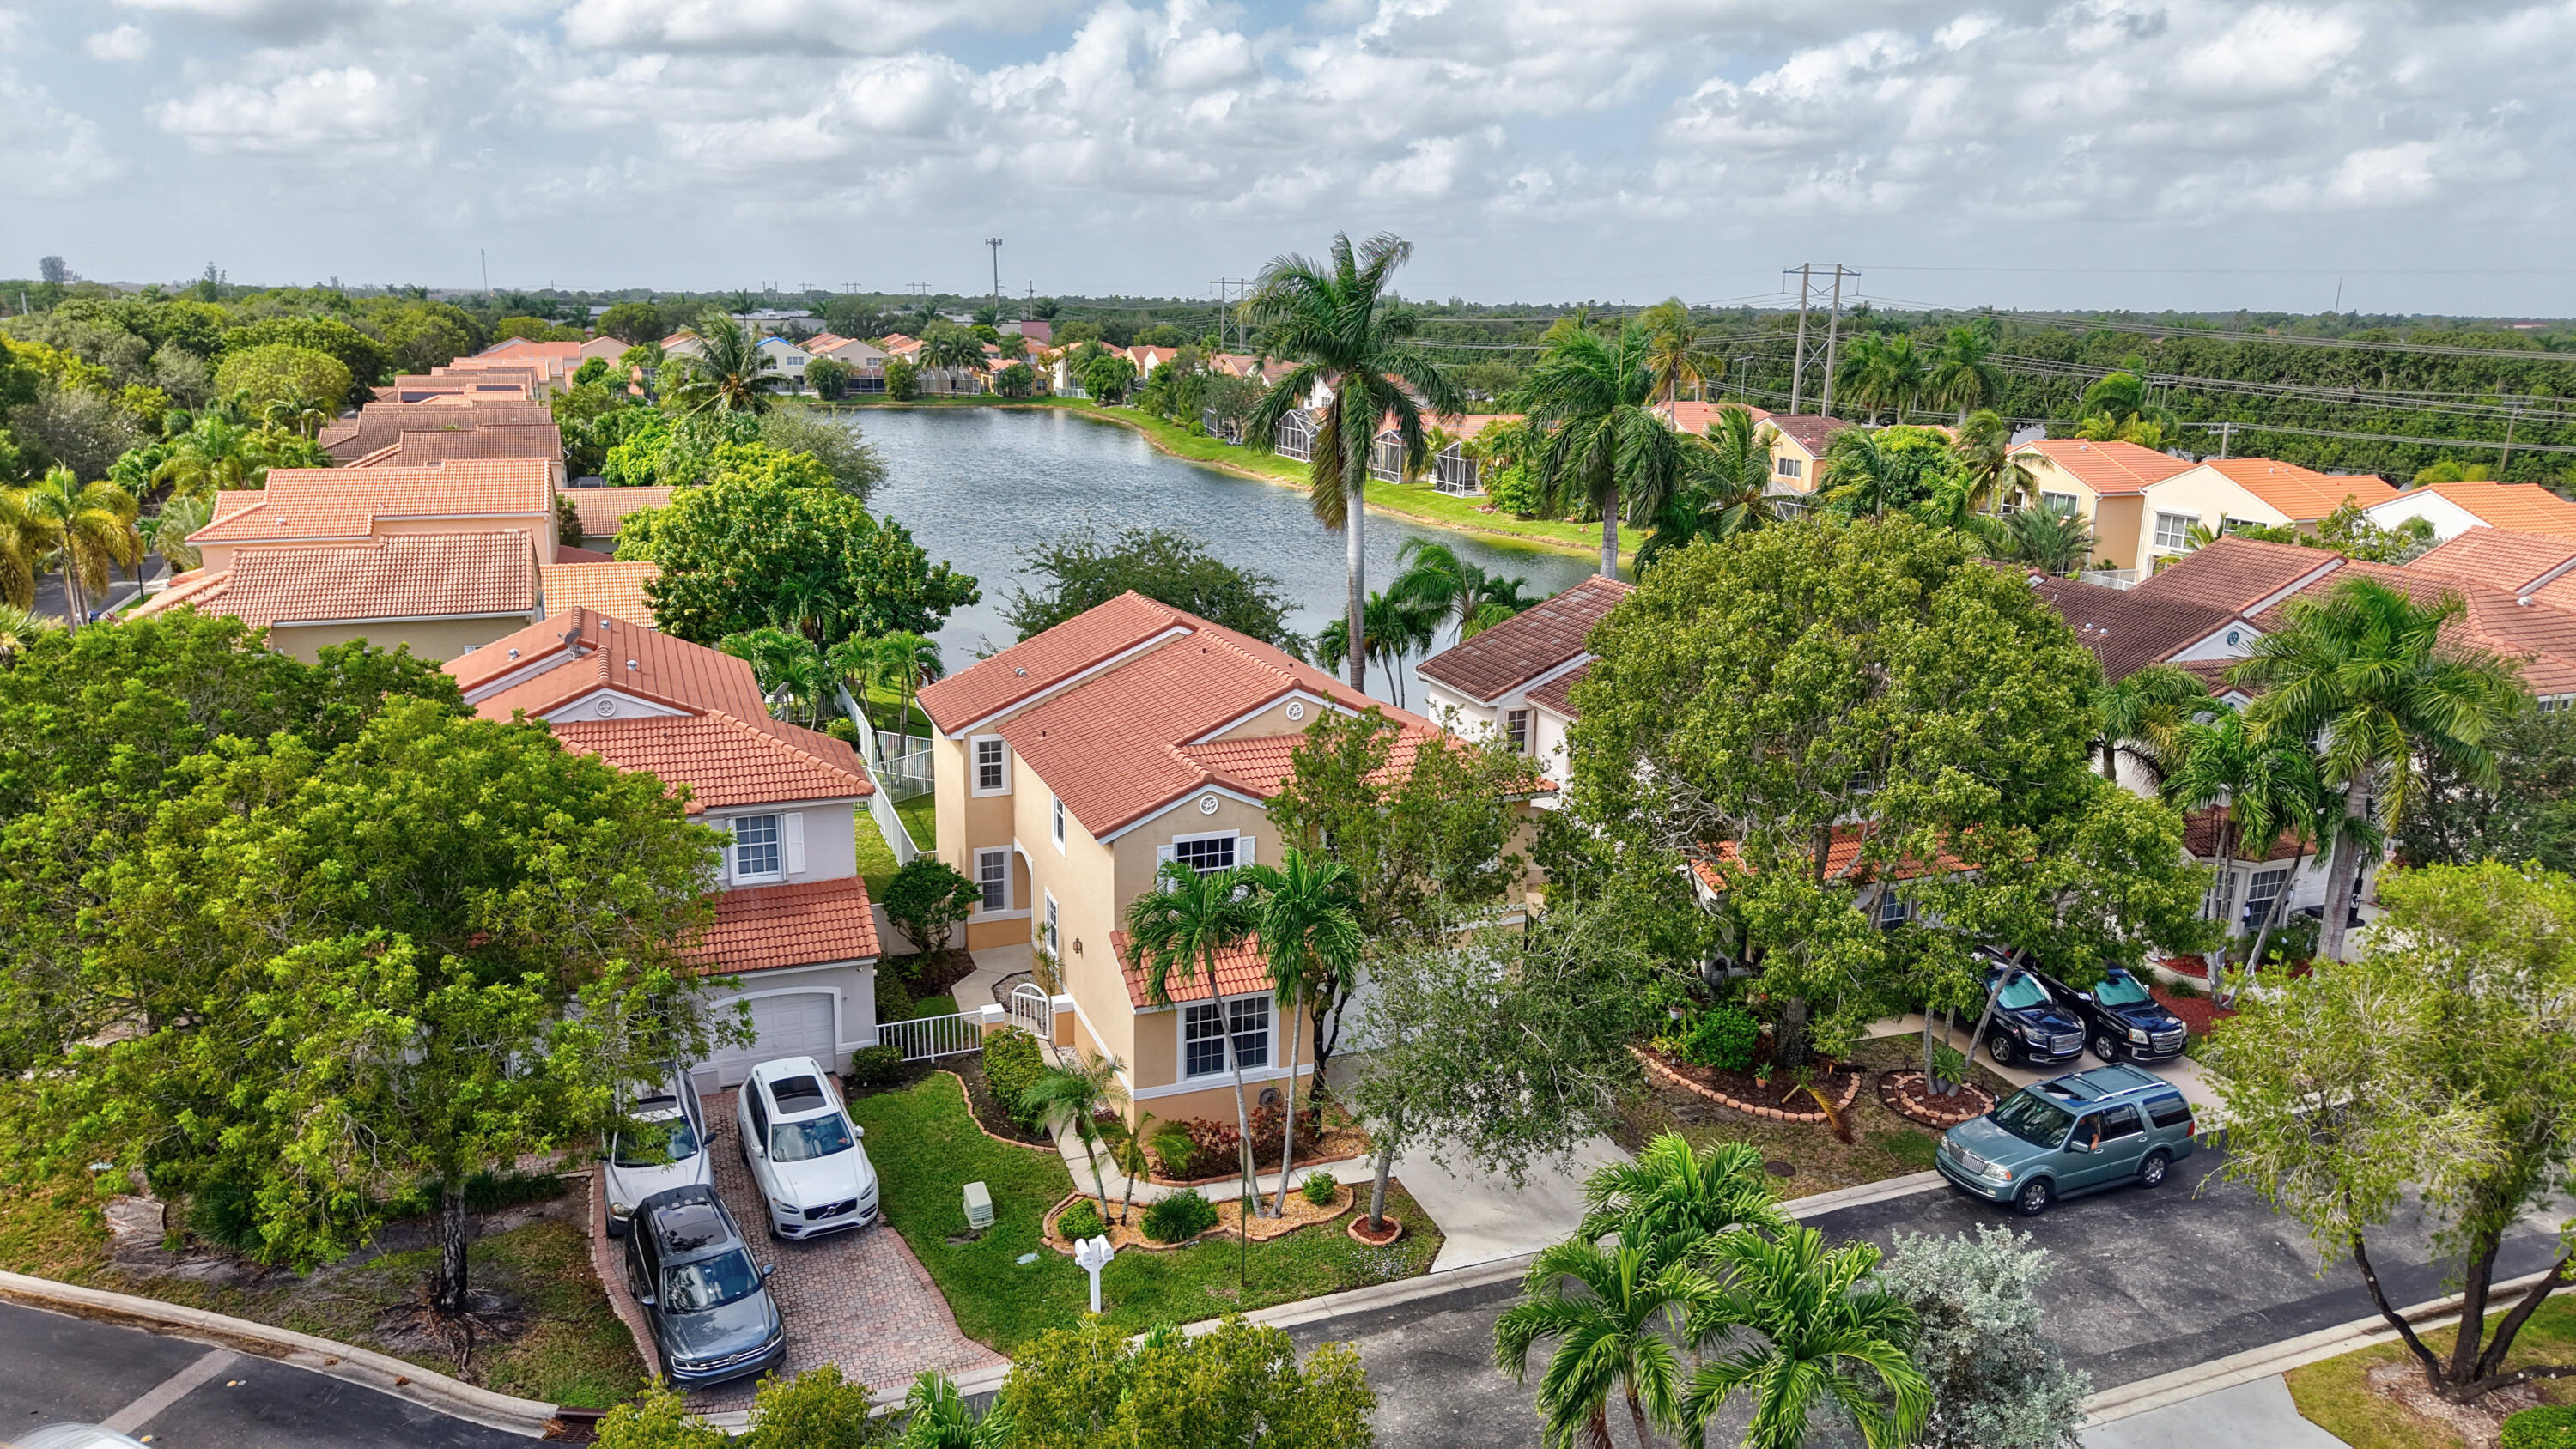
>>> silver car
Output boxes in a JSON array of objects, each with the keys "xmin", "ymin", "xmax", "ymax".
[{"xmin": 604, "ymin": 1070, "xmax": 713, "ymax": 1238}]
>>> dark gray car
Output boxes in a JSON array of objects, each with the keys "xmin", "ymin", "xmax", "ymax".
[{"xmin": 623, "ymin": 1185, "xmax": 786, "ymax": 1389}]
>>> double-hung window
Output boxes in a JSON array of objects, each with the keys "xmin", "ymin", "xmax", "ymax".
[
  {"xmin": 973, "ymin": 737, "xmax": 1008, "ymax": 794},
  {"xmin": 1172, "ymin": 834, "xmax": 1236, "ymax": 874},
  {"xmin": 1877, "ymin": 888, "xmax": 1910, "ymax": 927},
  {"xmin": 1182, "ymin": 996, "xmax": 1272, "ymax": 1078},
  {"xmin": 1504, "ymin": 708, "xmax": 1532, "ymax": 755},
  {"xmin": 2243, "ymin": 866, "xmax": 2292, "ymax": 929},
  {"xmin": 1775, "ymin": 456, "xmax": 1803, "ymax": 480},
  {"xmin": 975, "ymin": 847, "xmax": 1010, "ymax": 913},
  {"xmin": 732, "ymin": 815, "xmax": 781, "ymax": 881},
  {"xmin": 2153, "ymin": 511, "xmax": 2198, "ymax": 552},
  {"xmin": 1051, "ymin": 795, "xmax": 1066, "ymax": 851}
]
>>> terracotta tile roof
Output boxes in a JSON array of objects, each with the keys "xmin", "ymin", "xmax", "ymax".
[
  {"xmin": 191, "ymin": 460, "xmax": 556, "ymax": 546},
  {"xmin": 2027, "ymin": 573, "xmax": 2233, "ymax": 682},
  {"xmin": 2187, "ymin": 458, "xmax": 2399, "ymax": 520},
  {"xmin": 2407, "ymin": 528, "xmax": 2576, "ymax": 595},
  {"xmin": 1416, "ymin": 576, "xmax": 1633, "ymax": 703},
  {"xmin": 1764, "ymin": 414, "xmax": 1857, "ymax": 453},
  {"xmin": 210, "ymin": 489, "xmax": 264, "ymax": 524},
  {"xmin": 2181, "ymin": 806, "xmax": 2307, "ymax": 864},
  {"xmin": 478, "ymin": 339, "xmax": 585, "ymax": 361},
  {"xmin": 693, "ymin": 876, "xmax": 880, "ymax": 973},
  {"xmin": 2128, "ymin": 535, "xmax": 2344, "ymax": 614},
  {"xmin": 456, "ymin": 607, "xmax": 770, "ymax": 720},
  {"xmin": 1690, "ymin": 823, "xmax": 1972, "ymax": 894},
  {"xmin": 319, "ymin": 400, "xmax": 556, "ymax": 461},
  {"xmin": 2010, "ymin": 439, "xmax": 2197, "ymax": 496},
  {"xmin": 1172, "ymin": 724, "xmax": 1474, "ymax": 800},
  {"xmin": 558, "ymin": 486, "xmax": 674, "ymax": 537},
  {"xmin": 540, "ymin": 561, "xmax": 659, "ymax": 624},
  {"xmin": 918, "ymin": 590, "xmax": 1196, "ymax": 731},
  {"xmin": 553, "ymin": 543, "xmax": 617, "ymax": 564},
  {"xmin": 1112, "ymin": 930, "xmax": 1272, "ymax": 1007},
  {"xmin": 346, "ymin": 426, "xmax": 564, "ymax": 469},
  {"xmin": 1658, "ymin": 401, "xmax": 1767, "ymax": 435},
  {"xmin": 2392, "ymin": 482, "xmax": 2576, "ymax": 539},
  {"xmin": 131, "ymin": 533, "xmax": 541, "ymax": 629},
  {"xmin": 1525, "ymin": 658, "xmax": 1592, "ymax": 718},
  {"xmin": 2253, "ymin": 559, "xmax": 2576, "ymax": 697},
  {"xmin": 550, "ymin": 712, "xmax": 872, "ymax": 814}
]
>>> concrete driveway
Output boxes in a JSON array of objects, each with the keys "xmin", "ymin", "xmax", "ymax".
[{"xmin": 1395, "ymin": 1137, "xmax": 1630, "ymax": 1272}]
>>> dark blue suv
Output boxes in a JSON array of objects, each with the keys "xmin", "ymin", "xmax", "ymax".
[
  {"xmin": 2032, "ymin": 965, "xmax": 2188, "ymax": 1064},
  {"xmin": 1947, "ymin": 960, "xmax": 2085, "ymax": 1070}
]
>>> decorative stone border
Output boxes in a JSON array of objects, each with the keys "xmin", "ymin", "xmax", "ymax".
[
  {"xmin": 1346, "ymin": 1214, "xmax": 1405, "ymax": 1246},
  {"xmin": 934, "ymin": 1069, "xmax": 1062, "ymax": 1155},
  {"xmin": 1634, "ymin": 1046, "xmax": 1863, "ymax": 1124},
  {"xmin": 1875, "ymin": 1070, "xmax": 1995, "ymax": 1129},
  {"xmin": 1039, "ymin": 1191, "xmax": 1228, "ymax": 1252}
]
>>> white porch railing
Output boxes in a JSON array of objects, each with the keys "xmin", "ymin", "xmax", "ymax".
[
  {"xmin": 878, "ymin": 1011, "xmax": 982, "ymax": 1062},
  {"xmin": 2075, "ymin": 568, "xmax": 2142, "ymax": 591}
]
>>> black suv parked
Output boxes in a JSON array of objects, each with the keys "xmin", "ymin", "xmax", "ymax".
[
  {"xmin": 2031, "ymin": 965, "xmax": 2188, "ymax": 1064},
  {"xmin": 1947, "ymin": 959, "xmax": 2086, "ymax": 1069},
  {"xmin": 623, "ymin": 1185, "xmax": 786, "ymax": 1390}
]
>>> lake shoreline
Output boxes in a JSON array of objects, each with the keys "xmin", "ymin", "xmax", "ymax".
[{"xmin": 817, "ymin": 397, "xmax": 1619, "ymax": 565}]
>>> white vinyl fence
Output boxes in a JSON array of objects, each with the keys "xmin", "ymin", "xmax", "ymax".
[
  {"xmin": 839, "ymin": 685, "xmax": 920, "ymax": 865},
  {"xmin": 877, "ymin": 1011, "xmax": 983, "ymax": 1062}
]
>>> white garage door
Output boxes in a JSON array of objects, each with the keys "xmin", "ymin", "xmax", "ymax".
[{"xmin": 704, "ymin": 992, "xmax": 837, "ymax": 1088}]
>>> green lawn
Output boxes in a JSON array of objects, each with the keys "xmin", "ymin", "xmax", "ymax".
[
  {"xmin": 2287, "ymin": 1292, "xmax": 2576, "ymax": 1448},
  {"xmin": 849, "ymin": 1075, "xmax": 1440, "ymax": 1353},
  {"xmin": 894, "ymin": 793, "xmax": 935, "ymax": 855},
  {"xmin": 854, "ymin": 808, "xmax": 900, "ymax": 897},
  {"xmin": 911, "ymin": 994, "xmax": 958, "ymax": 1019}
]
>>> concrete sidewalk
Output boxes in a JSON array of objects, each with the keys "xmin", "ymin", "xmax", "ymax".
[{"xmin": 2084, "ymin": 1376, "xmax": 2342, "ymax": 1448}]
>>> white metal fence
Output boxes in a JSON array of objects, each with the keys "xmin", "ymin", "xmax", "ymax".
[
  {"xmin": 839, "ymin": 685, "xmax": 920, "ymax": 865},
  {"xmin": 877, "ymin": 1011, "xmax": 983, "ymax": 1062},
  {"xmin": 873, "ymin": 733, "xmax": 935, "ymax": 798}
]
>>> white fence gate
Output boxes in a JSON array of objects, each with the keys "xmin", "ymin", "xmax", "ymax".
[
  {"xmin": 1008, "ymin": 984, "xmax": 1054, "ymax": 1040},
  {"xmin": 877, "ymin": 1011, "xmax": 982, "ymax": 1062}
]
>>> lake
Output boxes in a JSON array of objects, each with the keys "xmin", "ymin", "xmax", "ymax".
[{"xmin": 846, "ymin": 406, "xmax": 1606, "ymax": 708}]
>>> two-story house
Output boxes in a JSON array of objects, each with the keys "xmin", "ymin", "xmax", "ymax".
[
  {"xmin": 914, "ymin": 592, "xmax": 1449, "ymax": 1127},
  {"xmin": 447, "ymin": 608, "xmax": 882, "ymax": 1087},
  {"xmin": 1415, "ymin": 575, "xmax": 1631, "ymax": 796}
]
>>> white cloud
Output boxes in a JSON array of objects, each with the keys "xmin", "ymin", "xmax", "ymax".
[
  {"xmin": 558, "ymin": 0, "xmax": 1056, "ymax": 55},
  {"xmin": 84, "ymin": 24, "xmax": 152, "ymax": 60},
  {"xmin": 153, "ymin": 64, "xmax": 431, "ymax": 158},
  {"xmin": 0, "ymin": 67, "xmax": 118, "ymax": 195}
]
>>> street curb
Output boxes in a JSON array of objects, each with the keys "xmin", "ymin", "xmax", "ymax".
[
  {"xmin": 0, "ymin": 1270, "xmax": 562, "ymax": 1438},
  {"xmin": 2079, "ymin": 1268, "xmax": 2557, "ymax": 1428}
]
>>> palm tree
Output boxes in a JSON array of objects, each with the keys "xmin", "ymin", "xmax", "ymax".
[
  {"xmin": 1820, "ymin": 428, "xmax": 1903, "ymax": 521},
  {"xmin": 1024, "ymin": 1052, "xmax": 1129, "ymax": 1214},
  {"xmin": 1388, "ymin": 537, "xmax": 1536, "ymax": 643},
  {"xmin": 1949, "ymin": 409, "xmax": 2032, "ymax": 514},
  {"xmin": 1578, "ymin": 1136, "xmax": 1789, "ymax": 1266},
  {"xmin": 1968, "ymin": 498, "xmax": 2096, "ymax": 576},
  {"xmin": 920, "ymin": 325, "xmax": 990, "ymax": 391},
  {"xmin": 1243, "ymin": 233, "xmax": 1462, "ymax": 690},
  {"xmin": 24, "ymin": 467, "xmax": 141, "ymax": 629},
  {"xmin": 2091, "ymin": 661, "xmax": 2206, "ymax": 786},
  {"xmin": 1641, "ymin": 298, "xmax": 1726, "ymax": 404},
  {"xmin": 1833, "ymin": 332, "xmax": 1925, "ymax": 423},
  {"xmin": 1125, "ymin": 861, "xmax": 1265, "ymax": 1213},
  {"xmin": 896, "ymin": 1372, "xmax": 1012, "ymax": 1449},
  {"xmin": 867, "ymin": 631, "xmax": 942, "ymax": 763},
  {"xmin": 1924, "ymin": 326, "xmax": 2005, "ymax": 425},
  {"xmin": 668, "ymin": 310, "xmax": 785, "ymax": 415},
  {"xmin": 150, "ymin": 416, "xmax": 263, "ymax": 502},
  {"xmin": 718, "ymin": 627, "xmax": 828, "ymax": 725},
  {"xmin": 1495, "ymin": 1232, "xmax": 1693, "ymax": 1449},
  {"xmin": 2233, "ymin": 577, "xmax": 2526, "ymax": 961},
  {"xmin": 2162, "ymin": 706, "xmax": 2324, "ymax": 1000},
  {"xmin": 1518, "ymin": 321, "xmax": 1683, "ymax": 577},
  {"xmin": 143, "ymin": 494, "xmax": 212, "ymax": 574},
  {"xmin": 1675, "ymin": 1227, "xmax": 1929, "ymax": 1449},
  {"xmin": 1636, "ymin": 405, "xmax": 1777, "ymax": 572},
  {"xmin": 1315, "ymin": 591, "xmax": 1439, "ymax": 706},
  {"xmin": 0, "ymin": 486, "xmax": 52, "ymax": 610},
  {"xmin": 1241, "ymin": 848, "xmax": 1362, "ymax": 1216},
  {"xmin": 0, "ymin": 603, "xmax": 52, "ymax": 664}
]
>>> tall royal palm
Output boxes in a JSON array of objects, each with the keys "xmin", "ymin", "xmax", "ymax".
[
  {"xmin": 1243, "ymin": 233, "xmax": 1463, "ymax": 691},
  {"xmin": 669, "ymin": 310, "xmax": 785, "ymax": 415},
  {"xmin": 1495, "ymin": 1232, "xmax": 1692, "ymax": 1449},
  {"xmin": 24, "ymin": 467, "xmax": 141, "ymax": 629},
  {"xmin": 1677, "ymin": 1228, "xmax": 1929, "ymax": 1449},
  {"xmin": 1126, "ymin": 861, "xmax": 1266, "ymax": 1212},
  {"xmin": 1242, "ymin": 848, "xmax": 1362, "ymax": 1216},
  {"xmin": 1924, "ymin": 326, "xmax": 2005, "ymax": 424},
  {"xmin": 1640, "ymin": 297, "xmax": 1727, "ymax": 405},
  {"xmin": 1518, "ymin": 321, "xmax": 1682, "ymax": 577},
  {"xmin": 2162, "ymin": 705, "xmax": 2323, "ymax": 1000},
  {"xmin": 2233, "ymin": 577, "xmax": 2524, "ymax": 961},
  {"xmin": 1636, "ymin": 404, "xmax": 1776, "ymax": 572}
]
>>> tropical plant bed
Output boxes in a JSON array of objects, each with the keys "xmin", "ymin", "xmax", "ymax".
[
  {"xmin": 883, "ymin": 948, "xmax": 976, "ymax": 998},
  {"xmin": 1877, "ymin": 1070, "xmax": 1995, "ymax": 1128},
  {"xmin": 2285, "ymin": 1291, "xmax": 2576, "ymax": 1449},
  {"xmin": 850, "ymin": 1075, "xmax": 1439, "ymax": 1352},
  {"xmin": 942, "ymin": 1061, "xmax": 1059, "ymax": 1149},
  {"xmin": 1146, "ymin": 1124, "xmax": 1372, "ymax": 1187},
  {"xmin": 1041, "ymin": 1184, "xmax": 1354, "ymax": 1254},
  {"xmin": 1636, "ymin": 1046, "xmax": 1864, "ymax": 1124}
]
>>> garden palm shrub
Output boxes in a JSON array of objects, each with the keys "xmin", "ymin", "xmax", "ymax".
[{"xmin": 1141, "ymin": 1189, "xmax": 1218, "ymax": 1244}]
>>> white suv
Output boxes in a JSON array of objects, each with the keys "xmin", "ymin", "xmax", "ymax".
[
  {"xmin": 603, "ymin": 1070, "xmax": 713, "ymax": 1238},
  {"xmin": 734, "ymin": 1057, "xmax": 878, "ymax": 1239}
]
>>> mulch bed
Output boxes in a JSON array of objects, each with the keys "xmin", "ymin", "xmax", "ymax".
[
  {"xmin": 1635, "ymin": 1046, "xmax": 1863, "ymax": 1125},
  {"xmin": 2148, "ymin": 984, "xmax": 2237, "ymax": 1038},
  {"xmin": 1041, "ymin": 1184, "xmax": 1354, "ymax": 1254},
  {"xmin": 1346, "ymin": 1213, "xmax": 1404, "ymax": 1245},
  {"xmin": 945, "ymin": 1057, "xmax": 1058, "ymax": 1149},
  {"xmin": 1877, "ymin": 1070, "xmax": 1994, "ymax": 1128},
  {"xmin": 1148, "ymin": 1124, "xmax": 1371, "ymax": 1187},
  {"xmin": 885, "ymin": 949, "xmax": 976, "ymax": 997}
]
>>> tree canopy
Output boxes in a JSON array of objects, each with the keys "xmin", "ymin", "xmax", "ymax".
[{"xmin": 1003, "ymin": 525, "xmax": 1301, "ymax": 652}]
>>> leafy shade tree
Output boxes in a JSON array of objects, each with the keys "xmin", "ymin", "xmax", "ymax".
[
  {"xmin": 1517, "ymin": 320, "xmax": 1680, "ymax": 576},
  {"xmin": 1820, "ymin": 426, "xmax": 1960, "ymax": 523},
  {"xmin": 1125, "ymin": 860, "xmax": 1266, "ymax": 1212},
  {"xmin": 210, "ymin": 343, "xmax": 352, "ymax": 414},
  {"xmin": 884, "ymin": 858, "xmax": 976, "ymax": 957},
  {"xmin": 1877, "ymin": 1226, "xmax": 2087, "ymax": 1449},
  {"xmin": 23, "ymin": 465, "xmax": 140, "ymax": 627},
  {"xmin": 1242, "ymin": 847, "xmax": 1362, "ymax": 1214},
  {"xmin": 596, "ymin": 1366, "xmax": 892, "ymax": 1449},
  {"xmin": 998, "ymin": 1314, "xmax": 1376, "ymax": 1449},
  {"xmin": 1002, "ymin": 525, "xmax": 1302, "ymax": 654},
  {"xmin": 2234, "ymin": 576, "xmax": 2526, "ymax": 961},
  {"xmin": 618, "ymin": 465, "xmax": 976, "ymax": 647},
  {"xmin": 598, "ymin": 301, "xmax": 670, "ymax": 346},
  {"xmin": 1242, "ymin": 232, "xmax": 1461, "ymax": 689},
  {"xmin": 804, "ymin": 355, "xmax": 854, "ymax": 399},
  {"xmin": 1493, "ymin": 1232, "xmax": 1692, "ymax": 1449},
  {"xmin": 2398, "ymin": 704, "xmax": 2576, "ymax": 874},
  {"xmin": 0, "ymin": 699, "xmax": 732, "ymax": 1323},
  {"xmin": 1075, "ymin": 352, "xmax": 1134, "ymax": 404},
  {"xmin": 2215, "ymin": 862, "xmax": 2576, "ymax": 1404},
  {"xmin": 1676, "ymin": 1227, "xmax": 1929, "ymax": 1449},
  {"xmin": 1637, "ymin": 404, "xmax": 1777, "ymax": 572},
  {"xmin": 1388, "ymin": 537, "xmax": 1538, "ymax": 642},
  {"xmin": 884, "ymin": 360, "xmax": 921, "ymax": 402},
  {"xmin": 758, "ymin": 406, "xmax": 887, "ymax": 500},
  {"xmin": 667, "ymin": 311, "xmax": 786, "ymax": 415}
]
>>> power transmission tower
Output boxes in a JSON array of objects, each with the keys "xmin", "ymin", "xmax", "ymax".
[
  {"xmin": 1785, "ymin": 263, "xmax": 1856, "ymax": 415},
  {"xmin": 1210, "ymin": 277, "xmax": 1249, "ymax": 352},
  {"xmin": 985, "ymin": 238, "xmax": 1004, "ymax": 320}
]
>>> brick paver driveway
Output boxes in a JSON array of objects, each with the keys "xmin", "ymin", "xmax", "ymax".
[{"xmin": 685, "ymin": 1089, "xmax": 1004, "ymax": 1411}]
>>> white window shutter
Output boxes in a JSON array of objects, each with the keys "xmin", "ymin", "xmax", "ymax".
[
  {"xmin": 1158, "ymin": 844, "xmax": 1176, "ymax": 866},
  {"xmin": 1236, "ymin": 833, "xmax": 1254, "ymax": 867},
  {"xmin": 783, "ymin": 813, "xmax": 805, "ymax": 875}
]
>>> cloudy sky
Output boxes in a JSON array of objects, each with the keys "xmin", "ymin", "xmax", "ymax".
[{"xmin": 2, "ymin": 0, "xmax": 2567, "ymax": 315}]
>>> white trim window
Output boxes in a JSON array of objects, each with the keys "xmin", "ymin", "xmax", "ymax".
[
  {"xmin": 1877, "ymin": 888, "xmax": 1911, "ymax": 927},
  {"xmin": 2242, "ymin": 865, "xmax": 2293, "ymax": 929},
  {"xmin": 1167, "ymin": 831, "xmax": 1239, "ymax": 875},
  {"xmin": 2154, "ymin": 511, "xmax": 2198, "ymax": 552},
  {"xmin": 1182, "ymin": 994, "xmax": 1272, "ymax": 1078},
  {"xmin": 2040, "ymin": 490, "xmax": 2079, "ymax": 512},
  {"xmin": 975, "ymin": 847, "xmax": 1011, "ymax": 913},
  {"xmin": 972, "ymin": 736, "xmax": 1009, "ymax": 795},
  {"xmin": 1051, "ymin": 794, "xmax": 1066, "ymax": 852},
  {"xmin": 1044, "ymin": 893, "xmax": 1060, "ymax": 955},
  {"xmin": 1504, "ymin": 708, "xmax": 1532, "ymax": 755},
  {"xmin": 731, "ymin": 814, "xmax": 782, "ymax": 882},
  {"xmin": 1775, "ymin": 456, "xmax": 1804, "ymax": 479}
]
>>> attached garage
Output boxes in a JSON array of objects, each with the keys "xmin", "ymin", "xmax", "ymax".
[{"xmin": 703, "ymin": 991, "xmax": 839, "ymax": 1088}]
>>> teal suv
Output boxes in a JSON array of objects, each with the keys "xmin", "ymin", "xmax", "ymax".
[{"xmin": 1935, "ymin": 1064, "xmax": 2198, "ymax": 1216}]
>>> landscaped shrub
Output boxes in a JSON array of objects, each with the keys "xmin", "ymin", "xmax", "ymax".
[
  {"xmin": 1484, "ymin": 462, "xmax": 1541, "ymax": 517},
  {"xmin": 1149, "ymin": 1117, "xmax": 1242, "ymax": 1180},
  {"xmin": 845, "ymin": 1045, "xmax": 906, "ymax": 1088},
  {"xmin": 884, "ymin": 858, "xmax": 977, "ymax": 955},
  {"xmin": 1247, "ymin": 1100, "xmax": 1323, "ymax": 1159},
  {"xmin": 875, "ymin": 962, "xmax": 914, "ymax": 1023},
  {"xmin": 884, "ymin": 360, "xmax": 920, "ymax": 401},
  {"xmin": 1668, "ymin": 1004, "xmax": 1761, "ymax": 1073},
  {"xmin": 2505, "ymin": 1406, "xmax": 2576, "ymax": 1449},
  {"xmin": 1056, "ymin": 1198, "xmax": 1103, "ymax": 1242},
  {"xmin": 981, "ymin": 1028, "xmax": 1048, "ymax": 1132},
  {"xmin": 1301, "ymin": 1171, "xmax": 1338, "ymax": 1208},
  {"xmin": 1140, "ymin": 1189, "xmax": 1218, "ymax": 1244}
]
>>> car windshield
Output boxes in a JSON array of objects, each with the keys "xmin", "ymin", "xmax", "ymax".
[
  {"xmin": 2093, "ymin": 974, "xmax": 2152, "ymax": 1007},
  {"xmin": 660, "ymin": 1249, "xmax": 762, "ymax": 1313},
  {"xmin": 771, "ymin": 1115, "xmax": 854, "ymax": 1163},
  {"xmin": 1990, "ymin": 1088, "xmax": 2076, "ymax": 1148},
  {"xmin": 614, "ymin": 1113, "xmax": 701, "ymax": 1169},
  {"xmin": 1996, "ymin": 974, "xmax": 2050, "ymax": 1010}
]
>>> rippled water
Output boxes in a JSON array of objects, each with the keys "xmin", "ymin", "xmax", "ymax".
[{"xmin": 846, "ymin": 406, "xmax": 1604, "ymax": 706}]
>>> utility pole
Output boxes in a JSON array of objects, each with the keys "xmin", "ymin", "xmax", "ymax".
[
  {"xmin": 1787, "ymin": 264, "xmax": 1856, "ymax": 415},
  {"xmin": 1789, "ymin": 264, "xmax": 1812, "ymax": 414},
  {"xmin": 2503, "ymin": 406, "xmax": 2523, "ymax": 476},
  {"xmin": 480, "ymin": 248, "xmax": 489, "ymax": 297},
  {"xmin": 1819, "ymin": 264, "xmax": 1852, "ymax": 419},
  {"xmin": 985, "ymin": 238, "xmax": 1004, "ymax": 320},
  {"xmin": 1210, "ymin": 278, "xmax": 1249, "ymax": 352},
  {"xmin": 2218, "ymin": 420, "xmax": 2233, "ymax": 459}
]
